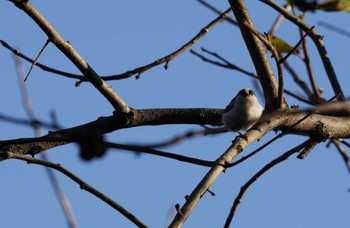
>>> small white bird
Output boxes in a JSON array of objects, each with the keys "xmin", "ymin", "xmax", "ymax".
[{"xmin": 222, "ymin": 88, "xmax": 263, "ymax": 133}]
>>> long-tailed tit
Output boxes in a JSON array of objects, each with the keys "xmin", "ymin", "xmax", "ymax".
[{"xmin": 222, "ymin": 88, "xmax": 263, "ymax": 133}]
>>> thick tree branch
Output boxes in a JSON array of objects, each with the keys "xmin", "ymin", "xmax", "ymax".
[
  {"xmin": 0, "ymin": 108, "xmax": 222, "ymax": 157},
  {"xmin": 228, "ymin": 0, "xmax": 282, "ymax": 110},
  {"xmin": 1, "ymin": 106, "xmax": 350, "ymax": 159}
]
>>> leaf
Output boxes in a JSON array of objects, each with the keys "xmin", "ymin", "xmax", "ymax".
[
  {"xmin": 317, "ymin": 0, "xmax": 350, "ymax": 12},
  {"xmin": 267, "ymin": 35, "xmax": 300, "ymax": 55}
]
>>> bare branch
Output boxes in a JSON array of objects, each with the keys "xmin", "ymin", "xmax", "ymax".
[
  {"xmin": 332, "ymin": 140, "xmax": 350, "ymax": 173},
  {"xmin": 24, "ymin": 39, "xmax": 50, "ymax": 81},
  {"xmin": 241, "ymin": 21, "xmax": 285, "ymax": 108},
  {"xmin": 318, "ymin": 21, "xmax": 350, "ymax": 38},
  {"xmin": 297, "ymin": 17, "xmax": 322, "ymax": 100},
  {"xmin": 106, "ymin": 142, "xmax": 214, "ymax": 167},
  {"xmin": 259, "ymin": 0, "xmax": 346, "ymax": 101},
  {"xmin": 192, "ymin": 48, "xmax": 259, "ymax": 79},
  {"xmin": 197, "ymin": 0, "xmax": 237, "ymax": 26},
  {"xmin": 130, "ymin": 129, "xmax": 207, "ymax": 148},
  {"xmin": 0, "ymin": 108, "xmax": 222, "ymax": 158},
  {"xmin": 228, "ymin": 0, "xmax": 281, "ymax": 110},
  {"xmin": 224, "ymin": 139, "xmax": 312, "ymax": 227},
  {"xmin": 3, "ymin": 6, "xmax": 232, "ymax": 83},
  {"xmin": 14, "ymin": 54, "xmax": 78, "ymax": 228},
  {"xmin": 10, "ymin": 0, "xmax": 130, "ymax": 113},
  {"xmin": 168, "ymin": 115, "xmax": 285, "ymax": 227},
  {"xmin": 0, "ymin": 112, "xmax": 60, "ymax": 129},
  {"xmin": 3, "ymin": 152, "xmax": 148, "ymax": 228}
]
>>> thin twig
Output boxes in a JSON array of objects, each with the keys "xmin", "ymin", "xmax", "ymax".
[
  {"xmin": 279, "ymin": 26, "xmax": 315, "ymax": 64},
  {"xmin": 259, "ymin": 0, "xmax": 346, "ymax": 101},
  {"xmin": 3, "ymin": 6, "xmax": 232, "ymax": 83},
  {"xmin": 298, "ymin": 15, "xmax": 322, "ymax": 100},
  {"xmin": 13, "ymin": 54, "xmax": 77, "ymax": 228},
  {"xmin": 296, "ymin": 140, "xmax": 318, "ymax": 159},
  {"xmin": 332, "ymin": 140, "xmax": 350, "ymax": 173},
  {"xmin": 283, "ymin": 89, "xmax": 313, "ymax": 105},
  {"xmin": 224, "ymin": 139, "xmax": 312, "ymax": 227},
  {"xmin": 283, "ymin": 60, "xmax": 314, "ymax": 99},
  {"xmin": 340, "ymin": 140, "xmax": 350, "ymax": 149},
  {"xmin": 269, "ymin": 4, "xmax": 291, "ymax": 35},
  {"xmin": 0, "ymin": 112, "xmax": 60, "ymax": 129},
  {"xmin": 197, "ymin": 0, "xmax": 237, "ymax": 26},
  {"xmin": 105, "ymin": 142, "xmax": 215, "ymax": 167},
  {"xmin": 131, "ymin": 129, "xmax": 206, "ymax": 148},
  {"xmin": 24, "ymin": 39, "xmax": 50, "ymax": 81},
  {"xmin": 0, "ymin": 40, "xmax": 84, "ymax": 80},
  {"xmin": 190, "ymin": 48, "xmax": 258, "ymax": 79},
  {"xmin": 3, "ymin": 153, "xmax": 148, "ymax": 228},
  {"xmin": 10, "ymin": 0, "xmax": 130, "ymax": 113},
  {"xmin": 318, "ymin": 21, "xmax": 350, "ymax": 38}
]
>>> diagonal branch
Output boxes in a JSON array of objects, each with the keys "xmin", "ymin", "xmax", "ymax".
[
  {"xmin": 168, "ymin": 116, "xmax": 285, "ymax": 227},
  {"xmin": 3, "ymin": 152, "xmax": 148, "ymax": 228},
  {"xmin": 10, "ymin": 0, "xmax": 130, "ymax": 113},
  {"xmin": 224, "ymin": 139, "xmax": 312, "ymax": 227},
  {"xmin": 228, "ymin": 0, "xmax": 282, "ymax": 110}
]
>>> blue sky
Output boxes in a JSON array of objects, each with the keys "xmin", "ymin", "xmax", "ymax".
[{"xmin": 1, "ymin": 1, "xmax": 350, "ymax": 227}]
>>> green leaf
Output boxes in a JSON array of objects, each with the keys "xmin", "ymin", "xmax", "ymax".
[{"xmin": 317, "ymin": 0, "xmax": 350, "ymax": 12}]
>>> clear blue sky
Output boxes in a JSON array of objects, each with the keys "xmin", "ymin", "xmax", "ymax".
[{"xmin": 1, "ymin": 1, "xmax": 350, "ymax": 227}]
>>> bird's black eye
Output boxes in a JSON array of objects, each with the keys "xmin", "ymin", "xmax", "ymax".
[{"xmin": 249, "ymin": 90, "xmax": 254, "ymax": 96}]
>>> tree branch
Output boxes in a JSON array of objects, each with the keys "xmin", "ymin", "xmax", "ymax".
[
  {"xmin": 259, "ymin": 0, "xmax": 346, "ymax": 101},
  {"xmin": 3, "ymin": 152, "xmax": 147, "ymax": 228},
  {"xmin": 106, "ymin": 142, "xmax": 215, "ymax": 167},
  {"xmin": 224, "ymin": 139, "xmax": 312, "ymax": 227},
  {"xmin": 2, "ymin": 6, "xmax": 232, "ymax": 82},
  {"xmin": 228, "ymin": 0, "xmax": 282, "ymax": 110},
  {"xmin": 10, "ymin": 0, "xmax": 130, "ymax": 113},
  {"xmin": 0, "ymin": 108, "xmax": 222, "ymax": 158},
  {"xmin": 168, "ymin": 116, "xmax": 285, "ymax": 227}
]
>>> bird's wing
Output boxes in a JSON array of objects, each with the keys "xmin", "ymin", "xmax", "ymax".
[{"xmin": 224, "ymin": 97, "xmax": 236, "ymax": 112}]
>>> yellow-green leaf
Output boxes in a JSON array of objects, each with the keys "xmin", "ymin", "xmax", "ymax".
[
  {"xmin": 317, "ymin": 0, "xmax": 350, "ymax": 12},
  {"xmin": 268, "ymin": 35, "xmax": 300, "ymax": 55}
]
